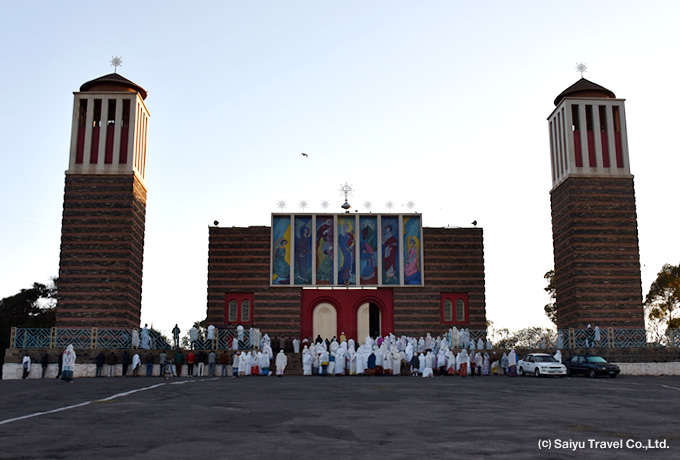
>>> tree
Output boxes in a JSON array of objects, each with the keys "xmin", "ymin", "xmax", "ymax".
[
  {"xmin": 544, "ymin": 270, "xmax": 557, "ymax": 325},
  {"xmin": 494, "ymin": 327, "xmax": 556, "ymax": 349},
  {"xmin": 0, "ymin": 279, "xmax": 57, "ymax": 369},
  {"xmin": 644, "ymin": 263, "xmax": 680, "ymax": 332}
]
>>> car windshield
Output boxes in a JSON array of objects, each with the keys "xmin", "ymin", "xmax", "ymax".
[
  {"xmin": 534, "ymin": 356, "xmax": 557, "ymax": 363},
  {"xmin": 586, "ymin": 356, "xmax": 608, "ymax": 363}
]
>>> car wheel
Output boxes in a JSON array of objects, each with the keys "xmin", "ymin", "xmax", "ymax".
[
  {"xmin": 566, "ymin": 368, "xmax": 571, "ymax": 376},
  {"xmin": 609, "ymin": 374, "xmax": 617, "ymax": 379},
  {"xmin": 588, "ymin": 369, "xmax": 596, "ymax": 378},
  {"xmin": 534, "ymin": 368, "xmax": 541, "ymax": 378},
  {"xmin": 518, "ymin": 367, "xmax": 524, "ymax": 376}
]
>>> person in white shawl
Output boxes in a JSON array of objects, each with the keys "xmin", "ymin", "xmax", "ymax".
[
  {"xmin": 244, "ymin": 352, "xmax": 253, "ymax": 376},
  {"xmin": 335, "ymin": 344, "xmax": 346, "ymax": 375},
  {"xmin": 275, "ymin": 350, "xmax": 288, "ymax": 376},
  {"xmin": 22, "ymin": 353, "xmax": 31, "ymax": 379},
  {"xmin": 238, "ymin": 351, "xmax": 247, "ymax": 377},
  {"xmin": 132, "ymin": 353, "xmax": 141, "ymax": 376},
  {"xmin": 405, "ymin": 341, "xmax": 414, "ymax": 363},
  {"xmin": 302, "ymin": 346, "xmax": 312, "ymax": 376},
  {"xmin": 508, "ymin": 349, "xmax": 518, "ymax": 377},
  {"xmin": 445, "ymin": 348, "xmax": 456, "ymax": 375},
  {"xmin": 292, "ymin": 338, "xmax": 300, "ymax": 353},
  {"xmin": 391, "ymin": 346, "xmax": 401, "ymax": 376},
  {"xmin": 61, "ymin": 345, "xmax": 76, "ymax": 382},
  {"xmin": 553, "ymin": 349, "xmax": 562, "ymax": 364},
  {"xmin": 258, "ymin": 351, "xmax": 270, "ymax": 375}
]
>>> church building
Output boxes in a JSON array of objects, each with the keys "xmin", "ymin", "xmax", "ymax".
[{"xmin": 206, "ymin": 215, "xmax": 487, "ymax": 341}]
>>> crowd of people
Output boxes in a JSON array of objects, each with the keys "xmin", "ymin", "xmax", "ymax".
[{"xmin": 20, "ymin": 326, "xmax": 573, "ymax": 381}]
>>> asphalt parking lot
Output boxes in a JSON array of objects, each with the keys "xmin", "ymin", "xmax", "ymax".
[{"xmin": 0, "ymin": 374, "xmax": 678, "ymax": 459}]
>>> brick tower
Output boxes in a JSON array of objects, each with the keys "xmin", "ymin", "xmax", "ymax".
[
  {"xmin": 548, "ymin": 78, "xmax": 644, "ymax": 329},
  {"xmin": 56, "ymin": 73, "xmax": 150, "ymax": 328}
]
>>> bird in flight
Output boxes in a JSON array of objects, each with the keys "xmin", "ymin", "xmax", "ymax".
[{"xmin": 301, "ymin": 153, "xmax": 308, "ymax": 157}]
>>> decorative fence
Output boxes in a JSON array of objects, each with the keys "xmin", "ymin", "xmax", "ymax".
[
  {"xmin": 9, "ymin": 327, "xmax": 679, "ymax": 351},
  {"xmin": 10, "ymin": 327, "xmax": 259, "ymax": 351}
]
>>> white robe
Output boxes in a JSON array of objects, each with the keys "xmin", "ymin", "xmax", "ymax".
[
  {"xmin": 132, "ymin": 354, "xmax": 141, "ymax": 371},
  {"xmin": 335, "ymin": 349, "xmax": 346, "ymax": 375},
  {"xmin": 302, "ymin": 350, "xmax": 312, "ymax": 375},
  {"xmin": 292, "ymin": 339, "xmax": 300, "ymax": 353},
  {"xmin": 275, "ymin": 351, "xmax": 288, "ymax": 375}
]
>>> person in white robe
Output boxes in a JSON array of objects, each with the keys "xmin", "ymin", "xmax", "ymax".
[
  {"xmin": 446, "ymin": 349, "xmax": 456, "ymax": 375},
  {"xmin": 132, "ymin": 353, "xmax": 141, "ymax": 376},
  {"xmin": 475, "ymin": 352, "xmax": 483, "ymax": 376},
  {"xmin": 424, "ymin": 351, "xmax": 434, "ymax": 375},
  {"xmin": 141, "ymin": 325, "xmax": 151, "ymax": 350},
  {"xmin": 501, "ymin": 352, "xmax": 509, "ymax": 375},
  {"xmin": 348, "ymin": 350, "xmax": 357, "ymax": 375},
  {"xmin": 22, "ymin": 353, "xmax": 31, "ymax": 379},
  {"xmin": 459, "ymin": 349, "xmax": 469, "ymax": 376},
  {"xmin": 477, "ymin": 338, "xmax": 484, "ymax": 350},
  {"xmin": 374, "ymin": 346, "xmax": 384, "ymax": 375},
  {"xmin": 483, "ymin": 352, "xmax": 490, "ymax": 376},
  {"xmin": 508, "ymin": 349, "xmax": 517, "ymax": 376},
  {"xmin": 328, "ymin": 352, "xmax": 336, "ymax": 375},
  {"xmin": 486, "ymin": 339, "xmax": 493, "ymax": 350},
  {"xmin": 312, "ymin": 352, "xmax": 320, "ymax": 375},
  {"xmin": 238, "ymin": 351, "xmax": 247, "ymax": 377},
  {"xmin": 422, "ymin": 367, "xmax": 434, "ymax": 378},
  {"xmin": 383, "ymin": 348, "xmax": 392, "ymax": 375},
  {"xmin": 417, "ymin": 337, "xmax": 425, "ymax": 353},
  {"xmin": 292, "ymin": 338, "xmax": 300, "ymax": 354},
  {"xmin": 335, "ymin": 346, "xmax": 346, "ymax": 375},
  {"xmin": 61, "ymin": 345, "xmax": 76, "ymax": 382},
  {"xmin": 418, "ymin": 352, "xmax": 426, "ymax": 375},
  {"xmin": 275, "ymin": 350, "xmax": 288, "ymax": 376},
  {"xmin": 425, "ymin": 333, "xmax": 433, "ymax": 350},
  {"xmin": 262, "ymin": 341, "xmax": 273, "ymax": 363},
  {"xmin": 302, "ymin": 347, "xmax": 312, "ymax": 376},
  {"xmin": 258, "ymin": 351, "xmax": 270, "ymax": 375},
  {"xmin": 553, "ymin": 349, "xmax": 562, "ymax": 363},
  {"xmin": 330, "ymin": 339, "xmax": 339, "ymax": 354},
  {"xmin": 405, "ymin": 342, "xmax": 414, "ymax": 364},
  {"xmin": 244, "ymin": 352, "xmax": 253, "ymax": 376},
  {"xmin": 347, "ymin": 338, "xmax": 356, "ymax": 354},
  {"xmin": 207, "ymin": 324, "xmax": 215, "ymax": 342},
  {"xmin": 391, "ymin": 348, "xmax": 401, "ymax": 376},
  {"xmin": 131, "ymin": 329, "xmax": 140, "ymax": 348},
  {"xmin": 319, "ymin": 349, "xmax": 329, "ymax": 376},
  {"xmin": 355, "ymin": 347, "xmax": 366, "ymax": 375}
]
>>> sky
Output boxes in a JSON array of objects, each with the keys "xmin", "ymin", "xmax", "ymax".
[{"xmin": 1, "ymin": 1, "xmax": 679, "ymax": 334}]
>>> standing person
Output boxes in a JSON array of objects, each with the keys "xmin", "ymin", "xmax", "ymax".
[
  {"xmin": 207, "ymin": 324, "xmax": 215, "ymax": 345},
  {"xmin": 594, "ymin": 325, "xmax": 601, "ymax": 347},
  {"xmin": 132, "ymin": 353, "xmax": 141, "ymax": 376},
  {"xmin": 220, "ymin": 350, "xmax": 230, "ymax": 377},
  {"xmin": 292, "ymin": 337, "xmax": 300, "ymax": 353},
  {"xmin": 21, "ymin": 352, "xmax": 31, "ymax": 379},
  {"xmin": 95, "ymin": 352, "xmax": 105, "ymax": 377},
  {"xmin": 275, "ymin": 350, "xmax": 288, "ymax": 376},
  {"xmin": 141, "ymin": 324, "xmax": 151, "ymax": 350},
  {"xmin": 186, "ymin": 350, "xmax": 195, "ymax": 377},
  {"xmin": 40, "ymin": 352, "xmax": 49, "ymax": 378},
  {"xmin": 159, "ymin": 350, "xmax": 168, "ymax": 377},
  {"xmin": 208, "ymin": 350, "xmax": 216, "ymax": 377},
  {"xmin": 172, "ymin": 324, "xmax": 181, "ymax": 349},
  {"xmin": 56, "ymin": 351, "xmax": 63, "ymax": 379},
  {"xmin": 508, "ymin": 349, "xmax": 518, "ymax": 377},
  {"xmin": 107, "ymin": 351, "xmax": 118, "ymax": 377},
  {"xmin": 189, "ymin": 326, "xmax": 199, "ymax": 350},
  {"xmin": 61, "ymin": 345, "xmax": 76, "ymax": 383},
  {"xmin": 232, "ymin": 351, "xmax": 241, "ymax": 377},
  {"xmin": 236, "ymin": 323, "xmax": 245, "ymax": 349},
  {"xmin": 174, "ymin": 350, "xmax": 184, "ymax": 377},
  {"xmin": 145, "ymin": 352, "xmax": 154, "ymax": 377},
  {"xmin": 122, "ymin": 350, "xmax": 130, "ymax": 377},
  {"xmin": 197, "ymin": 351, "xmax": 207, "ymax": 377}
]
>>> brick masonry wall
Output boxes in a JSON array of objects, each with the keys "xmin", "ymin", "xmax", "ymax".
[
  {"xmin": 550, "ymin": 176, "xmax": 644, "ymax": 329},
  {"xmin": 206, "ymin": 225, "xmax": 486, "ymax": 338},
  {"xmin": 56, "ymin": 174, "xmax": 147, "ymax": 329}
]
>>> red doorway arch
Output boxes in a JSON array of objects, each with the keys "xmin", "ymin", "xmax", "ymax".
[{"xmin": 300, "ymin": 289, "xmax": 393, "ymax": 341}]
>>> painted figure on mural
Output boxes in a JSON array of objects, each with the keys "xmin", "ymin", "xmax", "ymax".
[
  {"xmin": 316, "ymin": 219, "xmax": 333, "ymax": 283},
  {"xmin": 404, "ymin": 236, "xmax": 421, "ymax": 284},
  {"xmin": 338, "ymin": 222, "xmax": 355, "ymax": 284},
  {"xmin": 296, "ymin": 225, "xmax": 312, "ymax": 283},
  {"xmin": 360, "ymin": 220, "xmax": 378, "ymax": 284},
  {"xmin": 383, "ymin": 224, "xmax": 398, "ymax": 283},
  {"xmin": 273, "ymin": 238, "xmax": 290, "ymax": 284}
]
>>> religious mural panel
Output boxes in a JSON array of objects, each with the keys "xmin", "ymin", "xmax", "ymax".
[
  {"xmin": 315, "ymin": 215, "xmax": 334, "ymax": 285},
  {"xmin": 272, "ymin": 214, "xmax": 422, "ymax": 287},
  {"xmin": 403, "ymin": 215, "xmax": 422, "ymax": 285},
  {"xmin": 294, "ymin": 216, "xmax": 312, "ymax": 285},
  {"xmin": 359, "ymin": 216, "xmax": 378, "ymax": 284},
  {"xmin": 337, "ymin": 216, "xmax": 356, "ymax": 285},
  {"xmin": 381, "ymin": 215, "xmax": 400, "ymax": 285},
  {"xmin": 271, "ymin": 215, "xmax": 291, "ymax": 285}
]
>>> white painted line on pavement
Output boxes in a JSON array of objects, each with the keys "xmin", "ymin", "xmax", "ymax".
[{"xmin": 0, "ymin": 382, "xmax": 167, "ymax": 426}]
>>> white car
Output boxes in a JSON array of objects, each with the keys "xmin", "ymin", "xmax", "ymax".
[{"xmin": 517, "ymin": 353, "xmax": 567, "ymax": 377}]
